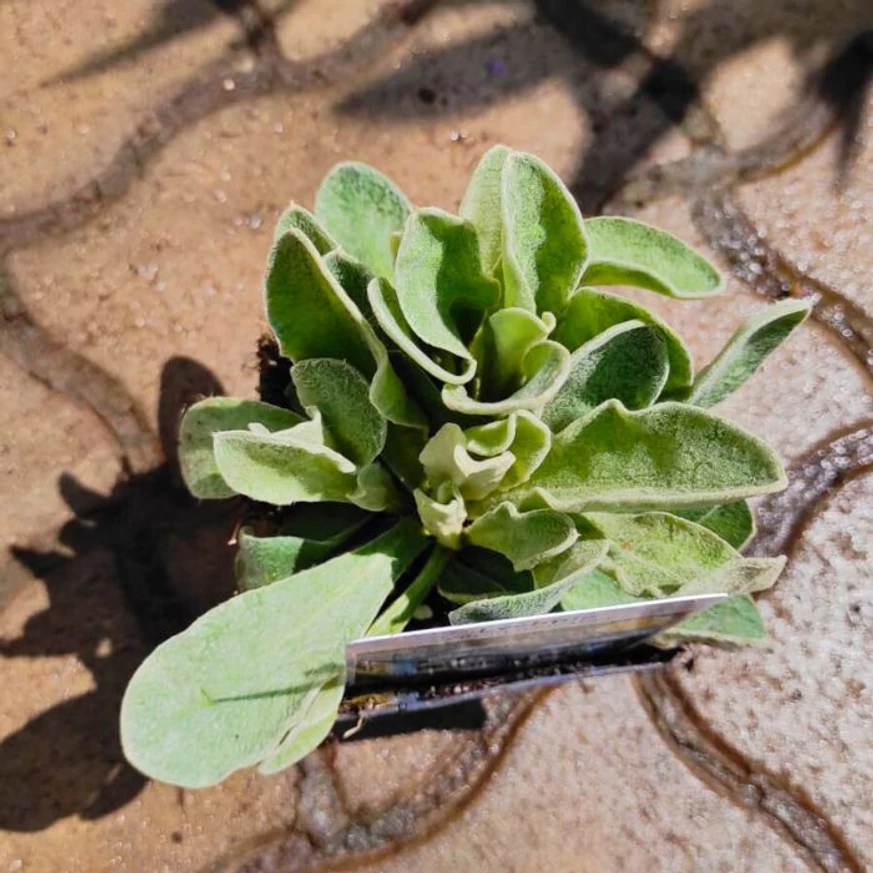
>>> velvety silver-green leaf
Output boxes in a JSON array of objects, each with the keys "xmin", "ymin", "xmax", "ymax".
[
  {"xmin": 419, "ymin": 424, "xmax": 515, "ymax": 501},
  {"xmin": 413, "ymin": 486, "xmax": 466, "ymax": 549},
  {"xmin": 465, "ymin": 416, "xmax": 517, "ymax": 457},
  {"xmin": 584, "ymin": 512, "xmax": 782, "ymax": 598},
  {"xmin": 583, "ymin": 216, "xmax": 723, "ymax": 299},
  {"xmin": 368, "ymin": 277, "xmax": 475, "ymax": 385},
  {"xmin": 120, "ymin": 521, "xmax": 428, "ymax": 787},
  {"xmin": 531, "ymin": 537, "xmax": 610, "ymax": 587},
  {"xmin": 677, "ymin": 501, "xmax": 755, "ymax": 550},
  {"xmin": 236, "ymin": 504, "xmax": 370, "ymax": 591},
  {"xmin": 274, "ymin": 204, "xmax": 336, "ymax": 253},
  {"xmin": 466, "ymin": 502, "xmax": 578, "ymax": 571},
  {"xmin": 522, "ymin": 400, "xmax": 786, "ymax": 512},
  {"xmin": 459, "ymin": 144, "xmax": 510, "ymax": 273},
  {"xmin": 265, "ymin": 230, "xmax": 374, "ymax": 377},
  {"xmin": 560, "ymin": 568, "xmax": 640, "ymax": 611},
  {"xmin": 322, "ymin": 249, "xmax": 375, "ymax": 322},
  {"xmin": 657, "ymin": 595, "xmax": 768, "ymax": 645},
  {"xmin": 213, "ymin": 428, "xmax": 358, "ymax": 506},
  {"xmin": 179, "ymin": 398, "xmax": 304, "ymax": 499},
  {"xmin": 684, "ymin": 299, "xmax": 812, "ymax": 407},
  {"xmin": 438, "ymin": 547, "xmax": 532, "ymax": 606},
  {"xmin": 314, "ymin": 162, "xmax": 411, "ymax": 278},
  {"xmin": 477, "ymin": 308, "xmax": 555, "ymax": 399},
  {"xmin": 258, "ymin": 677, "xmax": 344, "ymax": 774},
  {"xmin": 291, "ymin": 359, "xmax": 386, "ymax": 466},
  {"xmin": 501, "ymin": 151, "xmax": 588, "ymax": 314},
  {"xmin": 442, "ymin": 340, "xmax": 571, "ymax": 417},
  {"xmin": 542, "ymin": 321, "xmax": 669, "ymax": 433},
  {"xmin": 394, "ymin": 208, "xmax": 500, "ymax": 363},
  {"xmin": 348, "ymin": 462, "xmax": 403, "ymax": 512},
  {"xmin": 553, "ymin": 287, "xmax": 693, "ymax": 392}
]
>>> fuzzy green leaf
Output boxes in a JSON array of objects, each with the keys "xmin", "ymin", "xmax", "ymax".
[
  {"xmin": 413, "ymin": 487, "xmax": 466, "ymax": 549},
  {"xmin": 477, "ymin": 308, "xmax": 555, "ymax": 399},
  {"xmin": 583, "ymin": 217, "xmax": 723, "ymax": 299},
  {"xmin": 542, "ymin": 321, "xmax": 669, "ymax": 433},
  {"xmin": 274, "ymin": 205, "xmax": 336, "ymax": 253},
  {"xmin": 265, "ymin": 230, "xmax": 374, "ymax": 377},
  {"xmin": 322, "ymin": 250, "xmax": 375, "ymax": 322},
  {"xmin": 438, "ymin": 548, "xmax": 532, "ymax": 606},
  {"xmin": 684, "ymin": 299, "xmax": 812, "ymax": 407},
  {"xmin": 236, "ymin": 505, "xmax": 370, "ymax": 591},
  {"xmin": 553, "ymin": 287, "xmax": 694, "ymax": 393},
  {"xmin": 213, "ymin": 427, "xmax": 358, "ymax": 506},
  {"xmin": 465, "ymin": 416, "xmax": 517, "ymax": 457},
  {"xmin": 368, "ymin": 277, "xmax": 476, "ymax": 385},
  {"xmin": 531, "ymin": 536, "xmax": 610, "ymax": 587},
  {"xmin": 291, "ymin": 359, "xmax": 387, "ymax": 466},
  {"xmin": 120, "ymin": 521, "xmax": 428, "ymax": 787},
  {"xmin": 179, "ymin": 398, "xmax": 304, "ymax": 499},
  {"xmin": 560, "ymin": 568, "xmax": 639, "ymax": 611},
  {"xmin": 584, "ymin": 512, "xmax": 783, "ymax": 598},
  {"xmin": 677, "ymin": 501, "xmax": 755, "ymax": 550},
  {"xmin": 394, "ymin": 208, "xmax": 500, "ymax": 363},
  {"xmin": 499, "ymin": 410, "xmax": 551, "ymax": 490},
  {"xmin": 459, "ymin": 144, "xmax": 510, "ymax": 273},
  {"xmin": 314, "ymin": 162, "xmax": 411, "ymax": 278},
  {"xmin": 522, "ymin": 400, "xmax": 786, "ymax": 512},
  {"xmin": 658, "ymin": 595, "xmax": 768, "ymax": 645},
  {"xmin": 501, "ymin": 151, "xmax": 588, "ymax": 314},
  {"xmin": 466, "ymin": 502, "xmax": 578, "ymax": 571},
  {"xmin": 442, "ymin": 340, "xmax": 571, "ymax": 417}
]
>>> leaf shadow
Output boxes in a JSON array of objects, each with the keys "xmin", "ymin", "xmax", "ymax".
[{"xmin": 0, "ymin": 357, "xmax": 240, "ymax": 832}]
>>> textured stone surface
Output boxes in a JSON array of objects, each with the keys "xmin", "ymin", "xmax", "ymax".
[{"xmin": 1, "ymin": 1, "xmax": 872, "ymax": 871}]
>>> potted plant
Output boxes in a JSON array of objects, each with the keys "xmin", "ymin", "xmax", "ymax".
[{"xmin": 120, "ymin": 146, "xmax": 809, "ymax": 788}]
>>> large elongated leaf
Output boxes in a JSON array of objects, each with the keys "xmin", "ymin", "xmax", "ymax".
[
  {"xmin": 522, "ymin": 400, "xmax": 786, "ymax": 512},
  {"xmin": 583, "ymin": 217, "xmax": 723, "ymax": 299},
  {"xmin": 684, "ymin": 299, "xmax": 812, "ymax": 407},
  {"xmin": 560, "ymin": 568, "xmax": 639, "ymax": 611},
  {"xmin": 584, "ymin": 512, "xmax": 782, "ymax": 597},
  {"xmin": 120, "ymin": 521, "xmax": 429, "ymax": 787},
  {"xmin": 442, "ymin": 340, "xmax": 571, "ymax": 417},
  {"xmin": 265, "ymin": 230, "xmax": 374, "ymax": 377},
  {"xmin": 501, "ymin": 151, "xmax": 588, "ymax": 314},
  {"xmin": 394, "ymin": 208, "xmax": 500, "ymax": 363},
  {"xmin": 553, "ymin": 287, "xmax": 693, "ymax": 392},
  {"xmin": 214, "ymin": 427, "xmax": 358, "ymax": 506},
  {"xmin": 314, "ymin": 162, "xmax": 411, "ymax": 278},
  {"xmin": 657, "ymin": 595, "xmax": 768, "ymax": 645},
  {"xmin": 291, "ymin": 359, "xmax": 387, "ymax": 466},
  {"xmin": 179, "ymin": 398, "xmax": 304, "ymax": 499},
  {"xmin": 542, "ymin": 321, "xmax": 669, "ymax": 433},
  {"xmin": 459, "ymin": 144, "xmax": 510, "ymax": 273},
  {"xmin": 466, "ymin": 502, "xmax": 578, "ymax": 571}
]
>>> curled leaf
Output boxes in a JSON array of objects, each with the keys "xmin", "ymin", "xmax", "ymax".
[
  {"xmin": 314, "ymin": 161, "xmax": 411, "ymax": 278},
  {"xmin": 179, "ymin": 398, "xmax": 303, "ymax": 499},
  {"xmin": 501, "ymin": 151, "xmax": 588, "ymax": 314},
  {"xmin": 677, "ymin": 501, "xmax": 755, "ymax": 550},
  {"xmin": 583, "ymin": 216, "xmax": 723, "ymax": 299},
  {"xmin": 438, "ymin": 547, "xmax": 531, "ymax": 606},
  {"xmin": 684, "ymin": 299, "xmax": 812, "ymax": 407},
  {"xmin": 394, "ymin": 208, "xmax": 500, "ymax": 363},
  {"xmin": 413, "ymin": 487, "xmax": 466, "ymax": 549},
  {"xmin": 553, "ymin": 287, "xmax": 693, "ymax": 393},
  {"xmin": 542, "ymin": 320, "xmax": 669, "ymax": 433},
  {"xmin": 466, "ymin": 502, "xmax": 578, "ymax": 571}
]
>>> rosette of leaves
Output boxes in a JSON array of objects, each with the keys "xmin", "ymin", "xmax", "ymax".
[{"xmin": 121, "ymin": 146, "xmax": 811, "ymax": 788}]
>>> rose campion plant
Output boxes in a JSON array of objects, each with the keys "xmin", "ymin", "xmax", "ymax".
[{"xmin": 121, "ymin": 146, "xmax": 810, "ymax": 787}]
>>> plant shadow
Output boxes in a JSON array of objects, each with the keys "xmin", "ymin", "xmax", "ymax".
[
  {"xmin": 0, "ymin": 357, "xmax": 241, "ymax": 832},
  {"xmin": 337, "ymin": 0, "xmax": 873, "ymax": 207}
]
